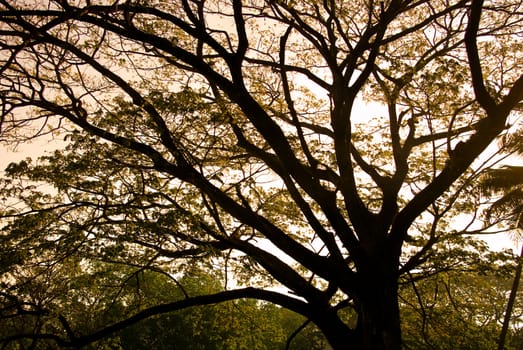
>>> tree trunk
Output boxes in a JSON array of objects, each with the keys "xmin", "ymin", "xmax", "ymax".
[
  {"xmin": 355, "ymin": 272, "xmax": 402, "ymax": 350},
  {"xmin": 315, "ymin": 269, "xmax": 402, "ymax": 349},
  {"xmin": 497, "ymin": 243, "xmax": 523, "ymax": 350},
  {"xmin": 313, "ymin": 310, "xmax": 358, "ymax": 350}
]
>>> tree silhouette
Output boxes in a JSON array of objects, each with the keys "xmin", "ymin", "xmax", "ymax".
[{"xmin": 0, "ymin": 1, "xmax": 522, "ymax": 349}]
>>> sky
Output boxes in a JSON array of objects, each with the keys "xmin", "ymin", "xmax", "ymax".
[{"xmin": 1, "ymin": 137, "xmax": 58, "ymax": 170}]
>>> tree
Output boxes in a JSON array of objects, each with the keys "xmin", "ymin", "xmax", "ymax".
[
  {"xmin": 479, "ymin": 131, "xmax": 523, "ymax": 350},
  {"xmin": 0, "ymin": 254, "xmax": 330, "ymax": 350},
  {"xmin": 399, "ymin": 238, "xmax": 520, "ymax": 349},
  {"xmin": 113, "ymin": 267, "xmax": 331, "ymax": 350},
  {"xmin": 0, "ymin": 0, "xmax": 522, "ymax": 349}
]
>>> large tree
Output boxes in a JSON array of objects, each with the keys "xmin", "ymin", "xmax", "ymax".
[{"xmin": 0, "ymin": 0, "xmax": 522, "ymax": 349}]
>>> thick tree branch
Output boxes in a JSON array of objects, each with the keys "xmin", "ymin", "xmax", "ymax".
[
  {"xmin": 465, "ymin": 0, "xmax": 496, "ymax": 113},
  {"xmin": 2, "ymin": 288, "xmax": 311, "ymax": 349}
]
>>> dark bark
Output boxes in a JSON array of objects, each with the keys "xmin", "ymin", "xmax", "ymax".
[
  {"xmin": 313, "ymin": 310, "xmax": 358, "ymax": 350},
  {"xmin": 352, "ymin": 247, "xmax": 402, "ymax": 350},
  {"xmin": 356, "ymin": 280, "xmax": 401, "ymax": 350},
  {"xmin": 312, "ymin": 269, "xmax": 402, "ymax": 350}
]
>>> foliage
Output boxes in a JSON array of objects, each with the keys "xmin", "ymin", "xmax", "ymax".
[
  {"xmin": 478, "ymin": 132, "xmax": 523, "ymax": 350},
  {"xmin": 114, "ymin": 269, "xmax": 329, "ymax": 350},
  {"xmin": 400, "ymin": 268, "xmax": 520, "ymax": 349},
  {"xmin": 0, "ymin": 0, "xmax": 522, "ymax": 349},
  {"xmin": 0, "ymin": 259, "xmax": 329, "ymax": 350}
]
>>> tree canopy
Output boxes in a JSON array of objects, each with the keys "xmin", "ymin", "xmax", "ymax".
[{"xmin": 0, "ymin": 0, "xmax": 522, "ymax": 349}]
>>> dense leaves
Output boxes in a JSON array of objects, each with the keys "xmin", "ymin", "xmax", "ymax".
[
  {"xmin": 401, "ymin": 269, "xmax": 522, "ymax": 350},
  {"xmin": 0, "ymin": 0, "xmax": 522, "ymax": 349}
]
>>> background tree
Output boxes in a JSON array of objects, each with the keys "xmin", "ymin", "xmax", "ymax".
[
  {"xmin": 399, "ymin": 237, "xmax": 521, "ymax": 349},
  {"xmin": 0, "ymin": 0, "xmax": 522, "ymax": 349},
  {"xmin": 479, "ymin": 130, "xmax": 523, "ymax": 350}
]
